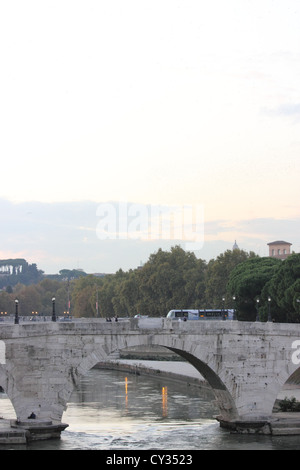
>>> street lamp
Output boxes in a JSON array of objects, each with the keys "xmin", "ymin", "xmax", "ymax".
[
  {"xmin": 14, "ymin": 299, "xmax": 19, "ymax": 325},
  {"xmin": 232, "ymin": 295, "xmax": 236, "ymax": 321},
  {"xmin": 52, "ymin": 297, "xmax": 56, "ymax": 322},
  {"xmin": 222, "ymin": 296, "xmax": 226, "ymax": 320},
  {"xmin": 255, "ymin": 298, "xmax": 260, "ymax": 322},
  {"xmin": 267, "ymin": 296, "xmax": 272, "ymax": 322}
]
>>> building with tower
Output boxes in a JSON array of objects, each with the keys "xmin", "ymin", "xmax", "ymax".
[{"xmin": 267, "ymin": 240, "xmax": 292, "ymax": 260}]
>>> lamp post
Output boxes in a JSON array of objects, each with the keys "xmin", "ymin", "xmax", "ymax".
[
  {"xmin": 52, "ymin": 297, "xmax": 56, "ymax": 322},
  {"xmin": 256, "ymin": 298, "xmax": 260, "ymax": 322},
  {"xmin": 222, "ymin": 296, "xmax": 226, "ymax": 320},
  {"xmin": 14, "ymin": 299, "xmax": 19, "ymax": 324},
  {"xmin": 232, "ymin": 295, "xmax": 236, "ymax": 321},
  {"xmin": 267, "ymin": 296, "xmax": 272, "ymax": 322}
]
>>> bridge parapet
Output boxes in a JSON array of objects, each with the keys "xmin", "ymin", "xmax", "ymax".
[{"xmin": 2, "ymin": 317, "xmax": 299, "ymax": 337}]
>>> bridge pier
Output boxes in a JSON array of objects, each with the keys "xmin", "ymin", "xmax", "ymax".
[
  {"xmin": 11, "ymin": 419, "xmax": 68, "ymax": 442},
  {"xmin": 217, "ymin": 417, "xmax": 272, "ymax": 434},
  {"xmin": 216, "ymin": 414, "xmax": 300, "ymax": 435}
]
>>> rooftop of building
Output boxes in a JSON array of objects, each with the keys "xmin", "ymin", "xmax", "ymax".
[{"xmin": 267, "ymin": 241, "xmax": 292, "ymax": 246}]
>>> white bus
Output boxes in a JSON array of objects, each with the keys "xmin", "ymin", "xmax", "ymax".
[{"xmin": 166, "ymin": 309, "xmax": 234, "ymax": 320}]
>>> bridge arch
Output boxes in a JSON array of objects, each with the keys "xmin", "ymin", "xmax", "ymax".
[
  {"xmin": 74, "ymin": 333, "xmax": 239, "ymax": 422},
  {"xmin": 0, "ymin": 341, "xmax": 8, "ymax": 394},
  {"xmin": 271, "ymin": 365, "xmax": 300, "ymax": 412}
]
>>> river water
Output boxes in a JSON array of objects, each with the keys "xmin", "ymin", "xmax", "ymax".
[{"xmin": 1, "ymin": 367, "xmax": 300, "ymax": 450}]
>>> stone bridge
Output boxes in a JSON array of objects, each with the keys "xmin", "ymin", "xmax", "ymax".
[{"xmin": 1, "ymin": 318, "xmax": 300, "ymax": 436}]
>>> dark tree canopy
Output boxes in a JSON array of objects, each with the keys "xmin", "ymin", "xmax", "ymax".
[
  {"xmin": 261, "ymin": 254, "xmax": 300, "ymax": 322},
  {"xmin": 227, "ymin": 256, "xmax": 282, "ymax": 320}
]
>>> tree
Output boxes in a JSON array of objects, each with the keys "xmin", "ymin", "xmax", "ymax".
[
  {"xmin": 0, "ymin": 291, "xmax": 14, "ymax": 316},
  {"xmin": 59, "ymin": 269, "xmax": 87, "ymax": 280},
  {"xmin": 16, "ymin": 285, "xmax": 43, "ymax": 316},
  {"xmin": 71, "ymin": 275, "xmax": 103, "ymax": 317},
  {"xmin": 134, "ymin": 246, "xmax": 207, "ymax": 316},
  {"xmin": 97, "ymin": 275, "xmax": 118, "ymax": 317},
  {"xmin": 37, "ymin": 278, "xmax": 65, "ymax": 315},
  {"xmin": 261, "ymin": 254, "xmax": 300, "ymax": 322},
  {"xmin": 118, "ymin": 271, "xmax": 140, "ymax": 316},
  {"xmin": 227, "ymin": 257, "xmax": 281, "ymax": 321},
  {"xmin": 205, "ymin": 249, "xmax": 258, "ymax": 307}
]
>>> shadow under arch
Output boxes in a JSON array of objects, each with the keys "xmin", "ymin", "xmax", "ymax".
[
  {"xmin": 163, "ymin": 347, "xmax": 239, "ymax": 422},
  {"xmin": 272, "ymin": 366, "xmax": 300, "ymax": 412},
  {"xmin": 167, "ymin": 347, "xmax": 227, "ymax": 390},
  {"xmin": 285, "ymin": 367, "xmax": 300, "ymax": 385}
]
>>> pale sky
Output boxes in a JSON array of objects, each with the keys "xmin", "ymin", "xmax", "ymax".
[{"xmin": 0, "ymin": 1, "xmax": 299, "ymax": 273}]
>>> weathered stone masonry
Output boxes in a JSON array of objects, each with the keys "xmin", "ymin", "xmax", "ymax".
[{"xmin": 0, "ymin": 318, "xmax": 300, "ymax": 433}]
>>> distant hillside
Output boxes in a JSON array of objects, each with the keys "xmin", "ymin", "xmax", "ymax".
[{"xmin": 0, "ymin": 259, "xmax": 44, "ymax": 288}]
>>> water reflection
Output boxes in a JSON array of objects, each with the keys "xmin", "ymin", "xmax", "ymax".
[
  {"xmin": 57, "ymin": 368, "xmax": 219, "ymax": 450},
  {"xmin": 124, "ymin": 376, "xmax": 128, "ymax": 409},
  {"xmin": 53, "ymin": 368, "xmax": 300, "ymax": 450},
  {"xmin": 64, "ymin": 368, "xmax": 216, "ymax": 427},
  {"xmin": 162, "ymin": 386, "xmax": 168, "ymax": 417},
  {"xmin": 2, "ymin": 368, "xmax": 300, "ymax": 449}
]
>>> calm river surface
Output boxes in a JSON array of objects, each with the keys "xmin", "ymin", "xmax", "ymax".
[{"xmin": 1, "ymin": 367, "xmax": 300, "ymax": 450}]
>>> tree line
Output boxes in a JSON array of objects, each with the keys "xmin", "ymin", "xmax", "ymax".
[{"xmin": 0, "ymin": 246, "xmax": 299, "ymax": 322}]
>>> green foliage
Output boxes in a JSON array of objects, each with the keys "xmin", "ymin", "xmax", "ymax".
[
  {"xmin": 59, "ymin": 269, "xmax": 88, "ymax": 280},
  {"xmin": 0, "ymin": 278, "xmax": 70, "ymax": 316},
  {"xmin": 261, "ymin": 254, "xmax": 300, "ymax": 322},
  {"xmin": 71, "ymin": 274, "xmax": 103, "ymax": 317},
  {"xmin": 68, "ymin": 246, "xmax": 260, "ymax": 318},
  {"xmin": 278, "ymin": 396, "xmax": 300, "ymax": 412},
  {"xmin": 68, "ymin": 246, "xmax": 208, "ymax": 318},
  {"xmin": 1, "ymin": 250, "xmax": 299, "ymax": 322},
  {"xmin": 227, "ymin": 257, "xmax": 281, "ymax": 320},
  {"xmin": 204, "ymin": 249, "xmax": 258, "ymax": 307},
  {"xmin": 134, "ymin": 247, "xmax": 207, "ymax": 317}
]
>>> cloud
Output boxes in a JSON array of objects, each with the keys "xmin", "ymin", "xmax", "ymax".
[
  {"xmin": 0, "ymin": 199, "xmax": 299, "ymax": 274},
  {"xmin": 277, "ymin": 104, "xmax": 300, "ymax": 117},
  {"xmin": 263, "ymin": 103, "xmax": 300, "ymax": 122},
  {"xmin": 196, "ymin": 217, "xmax": 300, "ymax": 259}
]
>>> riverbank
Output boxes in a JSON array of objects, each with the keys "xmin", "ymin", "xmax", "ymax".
[{"xmin": 95, "ymin": 359, "xmax": 210, "ymax": 389}]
